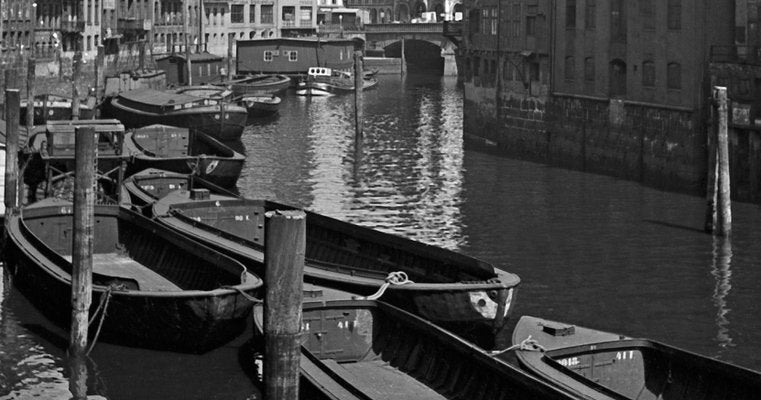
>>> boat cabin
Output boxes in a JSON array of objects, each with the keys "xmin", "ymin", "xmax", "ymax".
[
  {"xmin": 156, "ymin": 52, "xmax": 226, "ymax": 86},
  {"xmin": 236, "ymin": 38, "xmax": 360, "ymax": 75}
]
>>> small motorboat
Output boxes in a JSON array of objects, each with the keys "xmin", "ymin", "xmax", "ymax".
[
  {"xmin": 3, "ymin": 198, "xmax": 262, "ymax": 353},
  {"xmin": 253, "ymin": 299, "xmax": 580, "ymax": 400},
  {"xmin": 295, "ymin": 67, "xmax": 378, "ymax": 96},
  {"xmin": 150, "ymin": 190, "xmax": 520, "ymax": 348},
  {"xmin": 511, "ymin": 316, "xmax": 761, "ymax": 400}
]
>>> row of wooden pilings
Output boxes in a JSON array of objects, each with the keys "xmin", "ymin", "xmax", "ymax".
[{"xmin": 3, "ymin": 105, "xmax": 307, "ymax": 400}]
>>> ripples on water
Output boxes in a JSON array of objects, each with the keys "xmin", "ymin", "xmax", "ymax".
[{"xmin": 2, "ymin": 73, "xmax": 761, "ymax": 398}]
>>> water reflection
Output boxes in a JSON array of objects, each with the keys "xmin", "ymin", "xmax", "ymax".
[{"xmin": 711, "ymin": 236, "xmax": 734, "ymax": 352}]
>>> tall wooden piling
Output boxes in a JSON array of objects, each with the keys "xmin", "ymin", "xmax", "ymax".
[
  {"xmin": 70, "ymin": 126, "xmax": 96, "ymax": 357},
  {"xmin": 714, "ymin": 87, "xmax": 732, "ymax": 237},
  {"xmin": 4, "ymin": 89, "xmax": 20, "ymax": 221},
  {"xmin": 72, "ymin": 51, "xmax": 82, "ymax": 120},
  {"xmin": 26, "ymin": 57, "xmax": 36, "ymax": 130},
  {"xmin": 353, "ymin": 51, "xmax": 364, "ymax": 139},
  {"xmin": 5, "ymin": 68, "xmax": 17, "ymax": 91},
  {"xmin": 401, "ymin": 38, "xmax": 406, "ymax": 75},
  {"xmin": 227, "ymin": 34, "xmax": 234, "ymax": 81},
  {"xmin": 184, "ymin": 0, "xmax": 192, "ymax": 86},
  {"xmin": 263, "ymin": 210, "xmax": 305, "ymax": 400},
  {"xmin": 705, "ymin": 102, "xmax": 718, "ymax": 233},
  {"xmin": 95, "ymin": 45, "xmax": 105, "ymax": 115}
]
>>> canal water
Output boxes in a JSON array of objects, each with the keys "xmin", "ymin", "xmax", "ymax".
[{"xmin": 2, "ymin": 73, "xmax": 761, "ymax": 399}]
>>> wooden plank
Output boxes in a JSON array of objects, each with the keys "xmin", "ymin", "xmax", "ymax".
[
  {"xmin": 320, "ymin": 360, "xmax": 446, "ymax": 400},
  {"xmin": 64, "ymin": 253, "xmax": 181, "ymax": 292}
]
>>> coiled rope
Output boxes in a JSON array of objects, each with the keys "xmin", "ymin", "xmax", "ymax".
[
  {"xmin": 356, "ymin": 271, "xmax": 415, "ymax": 300},
  {"xmin": 490, "ymin": 335, "xmax": 546, "ymax": 356}
]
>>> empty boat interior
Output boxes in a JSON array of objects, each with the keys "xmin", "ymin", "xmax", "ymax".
[{"xmin": 21, "ymin": 206, "xmax": 245, "ymax": 292}]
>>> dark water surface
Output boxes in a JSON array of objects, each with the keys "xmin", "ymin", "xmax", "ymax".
[{"xmin": 2, "ymin": 73, "xmax": 761, "ymax": 399}]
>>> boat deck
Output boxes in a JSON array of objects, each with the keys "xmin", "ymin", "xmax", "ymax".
[
  {"xmin": 65, "ymin": 253, "xmax": 181, "ymax": 291},
  {"xmin": 319, "ymin": 359, "xmax": 445, "ymax": 400}
]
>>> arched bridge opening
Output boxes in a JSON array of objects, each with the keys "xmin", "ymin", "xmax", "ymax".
[{"xmin": 383, "ymin": 39, "xmax": 444, "ymax": 74}]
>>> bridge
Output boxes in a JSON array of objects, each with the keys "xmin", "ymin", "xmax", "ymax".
[{"xmin": 318, "ymin": 22, "xmax": 463, "ymax": 75}]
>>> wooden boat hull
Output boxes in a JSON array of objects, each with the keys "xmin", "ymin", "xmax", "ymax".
[
  {"xmin": 20, "ymin": 94, "xmax": 95, "ymax": 125},
  {"xmin": 295, "ymin": 77, "xmax": 378, "ymax": 96},
  {"xmin": 3, "ymin": 199, "xmax": 262, "ymax": 353},
  {"xmin": 120, "ymin": 168, "xmax": 238, "ymax": 209},
  {"xmin": 238, "ymin": 95, "xmax": 281, "ymax": 117},
  {"xmin": 253, "ymin": 299, "xmax": 579, "ymax": 400},
  {"xmin": 223, "ymin": 74, "xmax": 292, "ymax": 96},
  {"xmin": 150, "ymin": 193, "xmax": 520, "ymax": 347},
  {"xmin": 108, "ymin": 96, "xmax": 247, "ymax": 142},
  {"xmin": 511, "ymin": 316, "xmax": 761, "ymax": 400},
  {"xmin": 123, "ymin": 126, "xmax": 245, "ymax": 189}
]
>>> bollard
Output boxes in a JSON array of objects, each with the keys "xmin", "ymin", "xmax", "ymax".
[
  {"xmin": 26, "ymin": 57, "xmax": 36, "ymax": 130},
  {"xmin": 70, "ymin": 126, "xmax": 96, "ymax": 357},
  {"xmin": 353, "ymin": 51, "xmax": 364, "ymax": 139},
  {"xmin": 4, "ymin": 89, "xmax": 20, "ymax": 222},
  {"xmin": 715, "ymin": 87, "xmax": 732, "ymax": 237},
  {"xmin": 263, "ymin": 210, "xmax": 305, "ymax": 400}
]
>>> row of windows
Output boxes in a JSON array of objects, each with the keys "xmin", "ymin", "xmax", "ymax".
[
  {"xmin": 564, "ymin": 57, "xmax": 682, "ymax": 90},
  {"xmin": 566, "ymin": 0, "xmax": 681, "ymax": 31}
]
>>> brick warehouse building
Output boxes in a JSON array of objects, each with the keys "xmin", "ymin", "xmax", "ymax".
[{"xmin": 458, "ymin": 1, "xmax": 761, "ymax": 203}]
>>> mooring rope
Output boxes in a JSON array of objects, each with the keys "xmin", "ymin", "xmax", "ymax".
[
  {"xmin": 356, "ymin": 271, "xmax": 415, "ymax": 301},
  {"xmin": 86, "ymin": 285, "xmax": 115, "ymax": 355},
  {"xmin": 490, "ymin": 335, "xmax": 546, "ymax": 356},
  {"xmin": 222, "ymin": 286, "xmax": 263, "ymax": 303}
]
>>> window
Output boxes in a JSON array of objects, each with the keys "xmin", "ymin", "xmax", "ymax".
[
  {"xmin": 289, "ymin": 50, "xmax": 298, "ymax": 61},
  {"xmin": 641, "ymin": 0, "xmax": 654, "ymax": 31},
  {"xmin": 584, "ymin": 0, "xmax": 595, "ymax": 30},
  {"xmin": 565, "ymin": 56, "xmax": 575, "ymax": 81},
  {"xmin": 609, "ymin": 59, "xmax": 627, "ymax": 96},
  {"xmin": 249, "ymin": 4, "xmax": 255, "ymax": 23},
  {"xmin": 566, "ymin": 0, "xmax": 576, "ymax": 28},
  {"xmin": 468, "ymin": 9, "xmax": 480, "ymax": 36},
  {"xmin": 667, "ymin": 62, "xmax": 681, "ymax": 89},
  {"xmin": 512, "ymin": 4, "xmax": 521, "ymax": 37},
  {"xmin": 526, "ymin": 16, "xmax": 536, "ymax": 36},
  {"xmin": 584, "ymin": 57, "xmax": 595, "ymax": 82},
  {"xmin": 231, "ymin": 4, "xmax": 244, "ymax": 23},
  {"xmin": 264, "ymin": 50, "xmax": 273, "ymax": 62},
  {"xmin": 261, "ymin": 5, "xmax": 273, "ymax": 24},
  {"xmin": 482, "ymin": 9, "xmax": 489, "ymax": 34},
  {"xmin": 473, "ymin": 56, "xmax": 480, "ymax": 77},
  {"xmin": 610, "ymin": 0, "xmax": 625, "ymax": 42},
  {"xmin": 491, "ymin": 8, "xmax": 497, "ymax": 35},
  {"xmin": 667, "ymin": 0, "xmax": 681, "ymax": 30},
  {"xmin": 529, "ymin": 62, "xmax": 539, "ymax": 82},
  {"xmin": 642, "ymin": 60, "xmax": 655, "ymax": 87},
  {"xmin": 301, "ymin": 7, "xmax": 312, "ymax": 22},
  {"xmin": 282, "ymin": 6, "xmax": 295, "ymax": 24}
]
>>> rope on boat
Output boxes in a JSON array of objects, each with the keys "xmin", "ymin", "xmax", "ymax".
[
  {"xmin": 86, "ymin": 285, "xmax": 116, "ymax": 355},
  {"xmin": 356, "ymin": 271, "xmax": 415, "ymax": 301},
  {"xmin": 222, "ymin": 286, "xmax": 263, "ymax": 303},
  {"xmin": 489, "ymin": 335, "xmax": 546, "ymax": 356}
]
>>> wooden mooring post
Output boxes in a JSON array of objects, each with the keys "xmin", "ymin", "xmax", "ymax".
[
  {"xmin": 26, "ymin": 57, "xmax": 36, "ymax": 131},
  {"xmin": 95, "ymin": 45, "xmax": 105, "ymax": 116},
  {"xmin": 401, "ymin": 38, "xmax": 406, "ymax": 75},
  {"xmin": 705, "ymin": 87, "xmax": 732, "ymax": 237},
  {"xmin": 4, "ymin": 88, "xmax": 20, "ymax": 222},
  {"xmin": 353, "ymin": 51, "xmax": 364, "ymax": 139},
  {"xmin": 263, "ymin": 210, "xmax": 306, "ymax": 400},
  {"xmin": 72, "ymin": 51, "xmax": 83, "ymax": 120},
  {"xmin": 70, "ymin": 126, "xmax": 96, "ymax": 357}
]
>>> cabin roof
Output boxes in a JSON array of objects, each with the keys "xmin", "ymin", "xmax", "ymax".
[
  {"xmin": 156, "ymin": 52, "xmax": 224, "ymax": 62},
  {"xmin": 236, "ymin": 37, "xmax": 357, "ymax": 46}
]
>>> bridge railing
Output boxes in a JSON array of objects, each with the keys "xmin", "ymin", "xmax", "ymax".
[{"xmin": 364, "ymin": 22, "xmax": 444, "ymax": 33}]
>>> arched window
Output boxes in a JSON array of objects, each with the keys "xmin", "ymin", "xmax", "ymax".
[
  {"xmin": 642, "ymin": 60, "xmax": 655, "ymax": 87},
  {"xmin": 584, "ymin": 57, "xmax": 595, "ymax": 82},
  {"xmin": 609, "ymin": 59, "xmax": 627, "ymax": 96},
  {"xmin": 565, "ymin": 56, "xmax": 575, "ymax": 81},
  {"xmin": 667, "ymin": 62, "xmax": 681, "ymax": 89}
]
